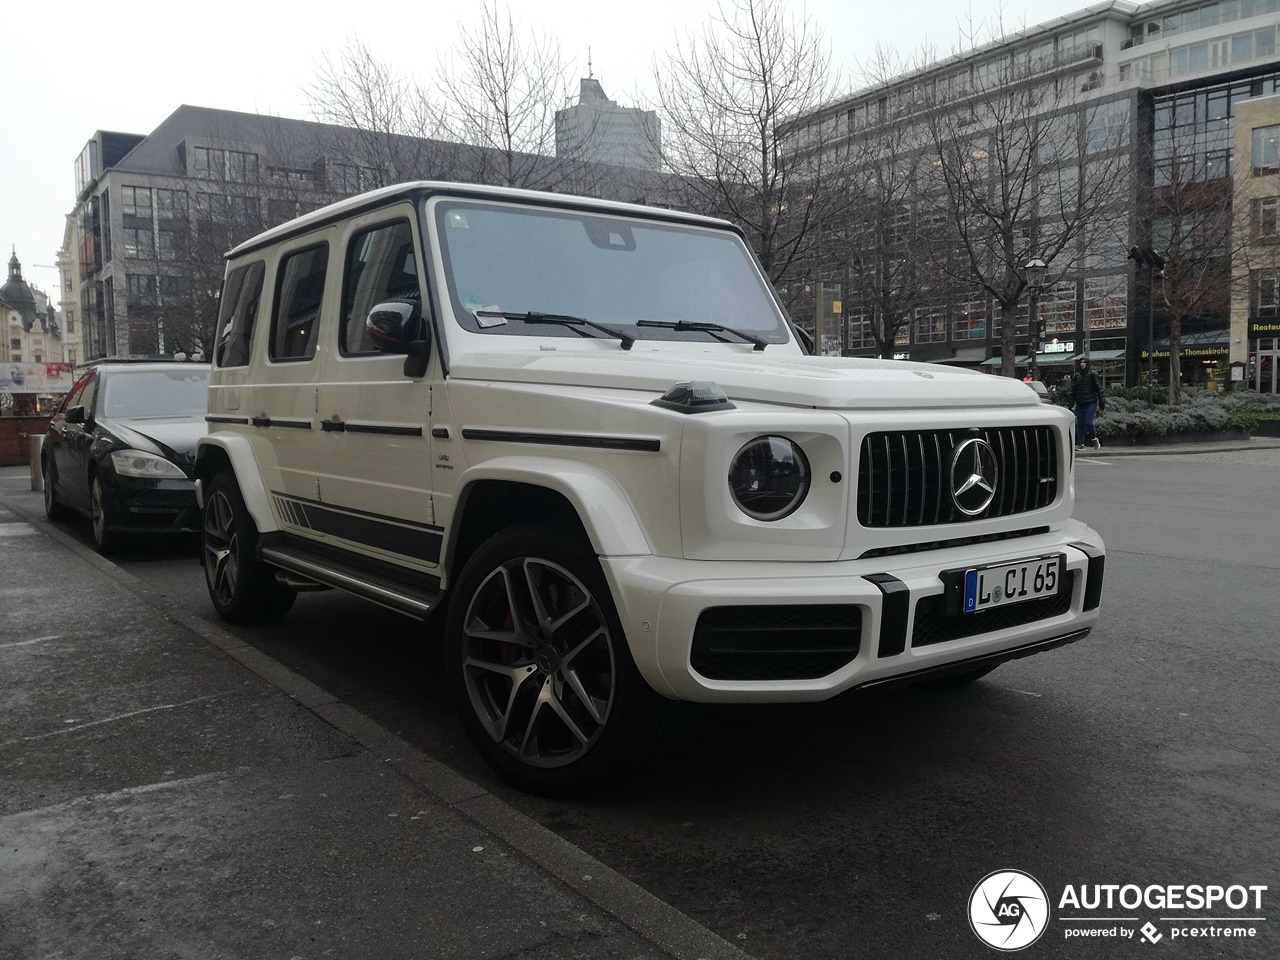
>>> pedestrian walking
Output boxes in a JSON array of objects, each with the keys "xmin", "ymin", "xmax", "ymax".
[{"xmin": 1069, "ymin": 357, "xmax": 1106, "ymax": 449}]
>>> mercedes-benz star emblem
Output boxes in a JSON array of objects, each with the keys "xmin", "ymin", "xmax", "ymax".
[{"xmin": 950, "ymin": 437, "xmax": 999, "ymax": 516}]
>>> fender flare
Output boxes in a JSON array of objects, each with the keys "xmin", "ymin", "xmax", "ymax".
[
  {"xmin": 195, "ymin": 434, "xmax": 277, "ymax": 535},
  {"xmin": 446, "ymin": 456, "xmax": 653, "ymax": 568}
]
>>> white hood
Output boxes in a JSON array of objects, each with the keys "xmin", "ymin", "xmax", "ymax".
[{"xmin": 447, "ymin": 348, "xmax": 1038, "ymax": 410}]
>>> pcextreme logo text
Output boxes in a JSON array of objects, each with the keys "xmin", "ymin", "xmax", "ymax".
[{"xmin": 968, "ymin": 871, "xmax": 1269, "ymax": 950}]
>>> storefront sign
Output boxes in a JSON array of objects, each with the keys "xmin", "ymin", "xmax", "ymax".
[
  {"xmin": 1, "ymin": 363, "xmax": 75, "ymax": 394},
  {"xmin": 1248, "ymin": 319, "xmax": 1280, "ymax": 340},
  {"xmin": 1142, "ymin": 347, "xmax": 1228, "ymax": 359}
]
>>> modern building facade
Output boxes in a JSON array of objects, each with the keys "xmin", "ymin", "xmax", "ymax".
[
  {"xmin": 68, "ymin": 104, "xmax": 667, "ymax": 362},
  {"xmin": 795, "ymin": 0, "xmax": 1280, "ymax": 390},
  {"xmin": 555, "ymin": 77, "xmax": 661, "ymax": 171}
]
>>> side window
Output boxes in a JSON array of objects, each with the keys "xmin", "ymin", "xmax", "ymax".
[
  {"xmin": 79, "ymin": 374, "xmax": 99, "ymax": 417},
  {"xmin": 270, "ymin": 243, "xmax": 329, "ymax": 362},
  {"xmin": 340, "ymin": 219, "xmax": 420, "ymax": 356},
  {"xmin": 59, "ymin": 374, "xmax": 91, "ymax": 414},
  {"xmin": 215, "ymin": 261, "xmax": 266, "ymax": 367}
]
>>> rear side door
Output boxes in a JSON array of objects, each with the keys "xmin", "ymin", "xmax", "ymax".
[{"xmin": 313, "ymin": 205, "xmax": 440, "ymax": 574}]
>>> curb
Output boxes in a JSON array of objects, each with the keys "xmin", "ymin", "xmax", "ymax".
[
  {"xmin": 1078, "ymin": 438, "xmax": 1280, "ymax": 458},
  {"xmin": 0, "ymin": 486, "xmax": 753, "ymax": 960}
]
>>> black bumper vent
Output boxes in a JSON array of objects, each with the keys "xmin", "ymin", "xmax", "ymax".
[
  {"xmin": 691, "ymin": 605, "xmax": 863, "ymax": 681},
  {"xmin": 911, "ymin": 572, "xmax": 1076, "ymax": 647},
  {"xmin": 857, "ymin": 427, "xmax": 1058, "ymax": 528}
]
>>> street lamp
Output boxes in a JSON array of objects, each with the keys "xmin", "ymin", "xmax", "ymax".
[{"xmin": 1025, "ymin": 257, "xmax": 1047, "ymax": 380}]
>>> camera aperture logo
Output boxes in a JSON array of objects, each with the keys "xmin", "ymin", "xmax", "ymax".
[{"xmin": 969, "ymin": 870, "xmax": 1050, "ymax": 951}]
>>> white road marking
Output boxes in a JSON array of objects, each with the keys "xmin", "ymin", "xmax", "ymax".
[
  {"xmin": 0, "ymin": 634, "xmax": 63, "ymax": 649},
  {"xmin": 0, "ymin": 693, "xmax": 228, "ymax": 748}
]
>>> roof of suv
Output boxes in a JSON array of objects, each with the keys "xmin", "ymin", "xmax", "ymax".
[{"xmin": 227, "ymin": 181, "xmax": 739, "ymax": 261}]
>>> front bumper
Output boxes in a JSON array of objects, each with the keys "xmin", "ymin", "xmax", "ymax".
[
  {"xmin": 104, "ymin": 473, "xmax": 200, "ymax": 534},
  {"xmin": 603, "ymin": 519, "xmax": 1104, "ymax": 702}
]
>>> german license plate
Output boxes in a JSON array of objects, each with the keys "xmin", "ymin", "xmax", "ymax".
[{"xmin": 963, "ymin": 555, "xmax": 1063, "ymax": 614}]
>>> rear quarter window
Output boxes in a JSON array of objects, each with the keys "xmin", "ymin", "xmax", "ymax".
[{"xmin": 215, "ymin": 261, "xmax": 266, "ymax": 367}]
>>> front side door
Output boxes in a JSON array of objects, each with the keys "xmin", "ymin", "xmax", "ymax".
[
  {"xmin": 49, "ymin": 371, "xmax": 98, "ymax": 512},
  {"xmin": 313, "ymin": 205, "xmax": 440, "ymax": 575}
]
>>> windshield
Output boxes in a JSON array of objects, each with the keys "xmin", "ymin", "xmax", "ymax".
[
  {"xmin": 433, "ymin": 200, "xmax": 791, "ymax": 345},
  {"xmin": 100, "ymin": 368, "xmax": 210, "ymax": 419}
]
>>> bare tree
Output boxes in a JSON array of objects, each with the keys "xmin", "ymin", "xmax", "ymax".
[
  {"xmin": 432, "ymin": 0, "xmax": 580, "ymax": 189},
  {"xmin": 835, "ymin": 47, "xmax": 950, "ymax": 358},
  {"xmin": 921, "ymin": 20, "xmax": 1133, "ymax": 377},
  {"xmin": 307, "ymin": 38, "xmax": 462, "ymax": 184},
  {"xmin": 653, "ymin": 0, "xmax": 850, "ymax": 309}
]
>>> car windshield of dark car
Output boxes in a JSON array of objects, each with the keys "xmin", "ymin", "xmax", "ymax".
[
  {"xmin": 434, "ymin": 201, "xmax": 790, "ymax": 345},
  {"xmin": 100, "ymin": 369, "xmax": 210, "ymax": 419}
]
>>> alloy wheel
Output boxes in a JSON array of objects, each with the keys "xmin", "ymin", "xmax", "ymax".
[
  {"xmin": 460, "ymin": 557, "xmax": 617, "ymax": 768},
  {"xmin": 202, "ymin": 490, "xmax": 240, "ymax": 607}
]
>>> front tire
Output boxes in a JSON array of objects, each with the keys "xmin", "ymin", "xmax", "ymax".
[
  {"xmin": 201, "ymin": 471, "xmax": 295, "ymax": 623},
  {"xmin": 42, "ymin": 458, "xmax": 72, "ymax": 522},
  {"xmin": 90, "ymin": 473, "xmax": 117, "ymax": 554},
  {"xmin": 444, "ymin": 521, "xmax": 658, "ymax": 796}
]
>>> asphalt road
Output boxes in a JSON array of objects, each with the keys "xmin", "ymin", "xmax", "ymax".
[{"xmin": 5, "ymin": 448, "xmax": 1278, "ymax": 959}]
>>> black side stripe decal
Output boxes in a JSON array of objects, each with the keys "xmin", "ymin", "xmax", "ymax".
[
  {"xmin": 272, "ymin": 493, "xmax": 442, "ymax": 563},
  {"xmin": 461, "ymin": 428, "xmax": 660, "ymax": 452},
  {"xmin": 345, "ymin": 423, "xmax": 423, "ymax": 437}
]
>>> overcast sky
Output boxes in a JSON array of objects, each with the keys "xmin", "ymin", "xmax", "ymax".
[{"xmin": 4, "ymin": 0, "xmax": 1091, "ymax": 296}]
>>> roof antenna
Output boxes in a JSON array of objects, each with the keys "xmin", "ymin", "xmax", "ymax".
[{"xmin": 588, "ymin": 47, "xmax": 593, "ymax": 78}]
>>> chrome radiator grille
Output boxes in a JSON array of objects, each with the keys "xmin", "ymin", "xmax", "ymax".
[{"xmin": 856, "ymin": 427, "xmax": 1059, "ymax": 528}]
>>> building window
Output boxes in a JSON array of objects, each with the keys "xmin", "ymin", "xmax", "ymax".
[
  {"xmin": 915, "ymin": 306, "xmax": 946, "ymax": 343},
  {"xmin": 1257, "ymin": 197, "xmax": 1280, "ymax": 238},
  {"xmin": 158, "ymin": 229, "xmax": 179, "ymax": 261},
  {"xmin": 1253, "ymin": 270, "xmax": 1280, "ymax": 316},
  {"xmin": 194, "ymin": 146, "xmax": 259, "ymax": 182},
  {"xmin": 1253, "ymin": 125, "xmax": 1280, "ymax": 175},
  {"xmin": 994, "ymin": 300, "xmax": 1029, "ymax": 339},
  {"xmin": 1084, "ymin": 276, "xmax": 1126, "ymax": 330},
  {"xmin": 126, "ymin": 274, "xmax": 158, "ymax": 306},
  {"xmin": 1042, "ymin": 281, "xmax": 1078, "ymax": 334},
  {"xmin": 954, "ymin": 296, "xmax": 987, "ymax": 340},
  {"xmin": 121, "ymin": 185, "xmax": 152, "ymax": 218},
  {"xmin": 122, "ymin": 228, "xmax": 154, "ymax": 259},
  {"xmin": 332, "ymin": 163, "xmax": 383, "ymax": 194},
  {"xmin": 155, "ymin": 189, "xmax": 187, "ymax": 220}
]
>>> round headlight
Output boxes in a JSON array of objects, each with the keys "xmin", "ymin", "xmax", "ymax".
[{"xmin": 728, "ymin": 436, "xmax": 810, "ymax": 521}]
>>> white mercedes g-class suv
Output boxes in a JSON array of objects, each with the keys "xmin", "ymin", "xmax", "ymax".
[{"xmin": 197, "ymin": 182, "xmax": 1105, "ymax": 794}]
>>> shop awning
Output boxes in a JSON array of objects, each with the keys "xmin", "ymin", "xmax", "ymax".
[
  {"xmin": 1079, "ymin": 349, "xmax": 1125, "ymax": 361},
  {"xmin": 979, "ymin": 352, "xmax": 1076, "ymax": 366}
]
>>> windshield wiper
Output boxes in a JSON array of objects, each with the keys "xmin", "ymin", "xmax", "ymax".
[
  {"xmin": 635, "ymin": 319, "xmax": 768, "ymax": 351},
  {"xmin": 474, "ymin": 310, "xmax": 634, "ymax": 350}
]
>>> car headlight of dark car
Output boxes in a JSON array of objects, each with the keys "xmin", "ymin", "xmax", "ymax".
[
  {"xmin": 109, "ymin": 450, "xmax": 188, "ymax": 479},
  {"xmin": 728, "ymin": 435, "xmax": 810, "ymax": 521}
]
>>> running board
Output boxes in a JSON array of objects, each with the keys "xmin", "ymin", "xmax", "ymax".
[{"xmin": 259, "ymin": 545, "xmax": 440, "ymax": 619}]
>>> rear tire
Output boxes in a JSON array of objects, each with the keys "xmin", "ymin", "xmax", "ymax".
[
  {"xmin": 201, "ymin": 471, "xmax": 295, "ymax": 623},
  {"xmin": 444, "ymin": 521, "xmax": 660, "ymax": 797}
]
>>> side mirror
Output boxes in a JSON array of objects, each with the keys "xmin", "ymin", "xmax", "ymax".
[
  {"xmin": 65, "ymin": 405, "xmax": 87, "ymax": 425},
  {"xmin": 366, "ymin": 300, "xmax": 424, "ymax": 354},
  {"xmin": 366, "ymin": 299, "xmax": 432, "ymax": 377}
]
